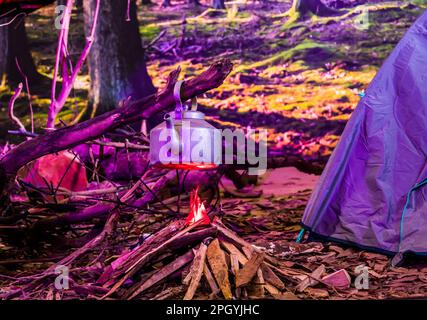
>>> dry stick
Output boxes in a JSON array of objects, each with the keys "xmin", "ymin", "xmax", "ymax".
[
  {"xmin": 230, "ymin": 253, "xmax": 241, "ymax": 298},
  {"xmin": 203, "ymin": 263, "xmax": 220, "ymax": 296},
  {"xmin": 144, "ymin": 29, "xmax": 167, "ymax": 51},
  {"xmin": 215, "ymin": 219, "xmax": 280, "ymax": 266},
  {"xmin": 57, "ymin": 187, "xmax": 120, "ymax": 197},
  {"xmin": 296, "ymin": 264, "xmax": 325, "ymax": 292},
  {"xmin": 261, "ymin": 264, "xmax": 285, "ymax": 291},
  {"xmin": 221, "ymin": 240, "xmax": 248, "ymax": 265},
  {"xmin": 98, "ymin": 220, "xmax": 185, "ymax": 285},
  {"xmin": 267, "ymin": 263, "xmax": 336, "ymax": 290},
  {"xmin": 128, "ymin": 250, "xmax": 195, "ymax": 300},
  {"xmin": 150, "ymin": 286, "xmax": 185, "ymax": 300},
  {"xmin": 0, "ymin": 8, "xmax": 17, "ymax": 19},
  {"xmin": 126, "ymin": 0, "xmax": 131, "ymax": 21},
  {"xmin": 123, "ymin": 221, "xmax": 203, "ymax": 273},
  {"xmin": 15, "ymin": 57, "xmax": 34, "ymax": 133},
  {"xmin": 0, "ymin": 12, "xmax": 26, "ymax": 27},
  {"xmin": 29, "ymin": 169, "xmax": 174, "ymax": 235},
  {"xmin": 47, "ymin": 211, "xmax": 116, "ymax": 273},
  {"xmin": 184, "ymin": 243, "xmax": 208, "ymax": 300},
  {"xmin": 214, "ymin": 220, "xmax": 253, "ymax": 249},
  {"xmin": 7, "ymin": 83, "xmax": 27, "ymax": 135},
  {"xmin": 90, "ymin": 140, "xmax": 149, "ymax": 150},
  {"xmin": 102, "ymin": 220, "xmax": 205, "ymax": 299},
  {"xmin": 253, "ymin": 268, "xmax": 265, "ymax": 298},
  {"xmin": 46, "ymin": 169, "xmax": 151, "ymax": 271}
]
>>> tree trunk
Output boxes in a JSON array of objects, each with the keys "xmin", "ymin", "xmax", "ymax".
[
  {"xmin": 0, "ymin": 17, "xmax": 41, "ymax": 86},
  {"xmin": 290, "ymin": 0, "xmax": 340, "ymax": 18},
  {"xmin": 0, "ymin": 19, "xmax": 7, "ymax": 87},
  {"xmin": 83, "ymin": 0, "xmax": 156, "ymax": 117},
  {"xmin": 212, "ymin": 0, "xmax": 225, "ymax": 10}
]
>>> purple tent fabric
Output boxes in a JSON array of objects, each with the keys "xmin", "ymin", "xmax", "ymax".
[{"xmin": 301, "ymin": 11, "xmax": 427, "ymax": 255}]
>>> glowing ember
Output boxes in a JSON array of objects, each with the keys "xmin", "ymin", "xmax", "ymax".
[{"xmin": 186, "ymin": 187, "xmax": 211, "ymax": 226}]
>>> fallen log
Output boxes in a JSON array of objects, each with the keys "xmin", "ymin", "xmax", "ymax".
[{"xmin": 0, "ymin": 60, "xmax": 233, "ymax": 196}]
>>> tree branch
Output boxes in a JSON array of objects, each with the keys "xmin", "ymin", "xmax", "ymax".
[
  {"xmin": 7, "ymin": 83, "xmax": 26, "ymax": 134},
  {"xmin": 0, "ymin": 59, "xmax": 233, "ymax": 192},
  {"xmin": 47, "ymin": 0, "xmax": 101, "ymax": 129}
]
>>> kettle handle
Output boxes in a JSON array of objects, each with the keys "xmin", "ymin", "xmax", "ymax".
[
  {"xmin": 190, "ymin": 96, "xmax": 198, "ymax": 111},
  {"xmin": 173, "ymin": 80, "xmax": 198, "ymax": 118},
  {"xmin": 173, "ymin": 80, "xmax": 184, "ymax": 120}
]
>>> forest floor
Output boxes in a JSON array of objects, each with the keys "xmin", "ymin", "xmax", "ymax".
[
  {"xmin": 2, "ymin": 0, "xmax": 427, "ymax": 300},
  {"xmin": 3, "ymin": 167, "xmax": 427, "ymax": 300}
]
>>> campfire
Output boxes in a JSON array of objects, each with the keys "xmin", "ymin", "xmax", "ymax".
[
  {"xmin": 186, "ymin": 187, "xmax": 210, "ymax": 227},
  {"xmin": 92, "ymin": 187, "xmax": 303, "ymax": 300}
]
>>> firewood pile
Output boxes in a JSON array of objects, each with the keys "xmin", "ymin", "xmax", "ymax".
[{"xmin": 97, "ymin": 217, "xmax": 297, "ymax": 300}]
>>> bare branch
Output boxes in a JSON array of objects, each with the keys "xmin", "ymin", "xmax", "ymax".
[
  {"xmin": 47, "ymin": 0, "xmax": 101, "ymax": 129},
  {"xmin": 15, "ymin": 57, "xmax": 34, "ymax": 133},
  {"xmin": 7, "ymin": 83, "xmax": 26, "ymax": 134}
]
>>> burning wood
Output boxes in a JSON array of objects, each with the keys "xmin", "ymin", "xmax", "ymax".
[
  {"xmin": 186, "ymin": 187, "xmax": 211, "ymax": 226},
  {"xmin": 92, "ymin": 215, "xmax": 317, "ymax": 300}
]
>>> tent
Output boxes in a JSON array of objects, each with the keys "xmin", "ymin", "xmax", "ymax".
[{"xmin": 299, "ymin": 10, "xmax": 427, "ymax": 264}]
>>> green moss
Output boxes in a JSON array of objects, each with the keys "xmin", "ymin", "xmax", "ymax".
[
  {"xmin": 139, "ymin": 24, "xmax": 161, "ymax": 41},
  {"xmin": 232, "ymin": 40, "xmax": 332, "ymax": 75},
  {"xmin": 411, "ymin": 0, "xmax": 427, "ymax": 5}
]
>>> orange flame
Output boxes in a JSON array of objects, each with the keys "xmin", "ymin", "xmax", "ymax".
[{"xmin": 186, "ymin": 187, "xmax": 211, "ymax": 226}]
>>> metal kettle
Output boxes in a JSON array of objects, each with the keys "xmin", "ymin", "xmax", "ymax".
[{"xmin": 149, "ymin": 80, "xmax": 221, "ymax": 170}]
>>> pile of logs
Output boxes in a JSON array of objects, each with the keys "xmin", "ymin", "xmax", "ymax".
[{"xmin": 97, "ymin": 217, "xmax": 298, "ymax": 300}]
